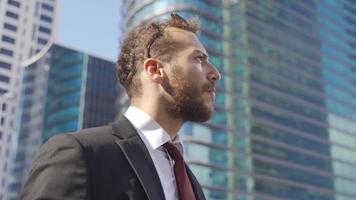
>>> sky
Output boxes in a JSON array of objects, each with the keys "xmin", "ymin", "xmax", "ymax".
[{"xmin": 58, "ymin": 0, "xmax": 122, "ymax": 61}]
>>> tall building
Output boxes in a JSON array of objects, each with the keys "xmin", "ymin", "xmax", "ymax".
[
  {"xmin": 4, "ymin": 43, "xmax": 119, "ymax": 199},
  {"xmin": 0, "ymin": 0, "xmax": 58, "ymax": 198},
  {"xmin": 317, "ymin": 1, "xmax": 356, "ymax": 200},
  {"xmin": 41, "ymin": 44, "xmax": 119, "ymax": 142},
  {"xmin": 123, "ymin": 0, "xmax": 356, "ymax": 199}
]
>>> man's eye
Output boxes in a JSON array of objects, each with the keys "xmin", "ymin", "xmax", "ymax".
[{"xmin": 195, "ymin": 56, "xmax": 204, "ymax": 62}]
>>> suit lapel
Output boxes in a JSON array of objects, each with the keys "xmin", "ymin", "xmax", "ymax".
[
  {"xmin": 110, "ymin": 116, "xmax": 165, "ymax": 200},
  {"xmin": 186, "ymin": 165, "xmax": 206, "ymax": 200}
]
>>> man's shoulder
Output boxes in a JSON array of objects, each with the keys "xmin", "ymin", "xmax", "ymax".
[
  {"xmin": 44, "ymin": 117, "xmax": 134, "ymax": 153},
  {"xmin": 73, "ymin": 124, "xmax": 113, "ymax": 138},
  {"xmin": 44, "ymin": 124, "xmax": 114, "ymax": 150},
  {"xmin": 70, "ymin": 124, "xmax": 116, "ymax": 148}
]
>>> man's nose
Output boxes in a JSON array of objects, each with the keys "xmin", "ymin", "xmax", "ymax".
[{"xmin": 208, "ymin": 63, "xmax": 221, "ymax": 82}]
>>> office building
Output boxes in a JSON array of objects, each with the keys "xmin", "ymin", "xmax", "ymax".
[
  {"xmin": 124, "ymin": 0, "xmax": 356, "ymax": 199},
  {"xmin": 317, "ymin": 1, "xmax": 356, "ymax": 200},
  {"xmin": 5, "ymin": 43, "xmax": 119, "ymax": 199},
  {"xmin": 0, "ymin": 0, "xmax": 58, "ymax": 198}
]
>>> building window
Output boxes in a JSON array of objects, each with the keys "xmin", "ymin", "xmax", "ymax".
[
  {"xmin": 41, "ymin": 3, "xmax": 53, "ymax": 11},
  {"xmin": 0, "ymin": 75, "xmax": 10, "ymax": 83},
  {"xmin": 5, "ymin": 11, "xmax": 19, "ymax": 19},
  {"xmin": 4, "ymin": 23, "xmax": 17, "ymax": 32},
  {"xmin": 0, "ymin": 48, "xmax": 13, "ymax": 57},
  {"xmin": 32, "ymin": 24, "xmax": 37, "ymax": 39},
  {"xmin": 0, "ymin": 89, "xmax": 7, "ymax": 95},
  {"xmin": 39, "ymin": 26, "xmax": 51, "ymax": 34},
  {"xmin": 1, "ymin": 35, "xmax": 15, "ymax": 44},
  {"xmin": 37, "ymin": 37, "xmax": 48, "ymax": 45},
  {"xmin": 40, "ymin": 14, "xmax": 52, "ymax": 23},
  {"xmin": 29, "ymin": 47, "xmax": 34, "ymax": 57},
  {"xmin": 24, "ymin": 74, "xmax": 35, "ymax": 82},
  {"xmin": 7, "ymin": 0, "xmax": 20, "ymax": 7},
  {"xmin": 0, "ymin": 61, "xmax": 11, "ymax": 70},
  {"xmin": 24, "ymin": 87, "xmax": 34, "ymax": 95}
]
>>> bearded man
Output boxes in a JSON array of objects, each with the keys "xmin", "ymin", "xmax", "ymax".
[{"xmin": 21, "ymin": 13, "xmax": 221, "ymax": 200}]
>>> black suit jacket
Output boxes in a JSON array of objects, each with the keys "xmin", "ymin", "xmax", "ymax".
[{"xmin": 21, "ymin": 116, "xmax": 206, "ymax": 200}]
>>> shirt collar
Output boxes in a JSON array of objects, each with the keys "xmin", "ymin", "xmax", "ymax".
[{"xmin": 125, "ymin": 106, "xmax": 181, "ymax": 151}]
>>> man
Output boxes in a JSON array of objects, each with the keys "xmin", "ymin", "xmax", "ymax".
[{"xmin": 21, "ymin": 13, "xmax": 221, "ymax": 200}]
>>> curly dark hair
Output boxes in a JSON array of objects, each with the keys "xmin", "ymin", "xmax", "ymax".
[{"xmin": 117, "ymin": 13, "xmax": 200, "ymax": 98}]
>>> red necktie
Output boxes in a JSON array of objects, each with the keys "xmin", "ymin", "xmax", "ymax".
[{"xmin": 163, "ymin": 142, "xmax": 196, "ymax": 200}]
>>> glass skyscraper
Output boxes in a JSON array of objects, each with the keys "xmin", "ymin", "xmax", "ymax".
[
  {"xmin": 41, "ymin": 44, "xmax": 118, "ymax": 142},
  {"xmin": 5, "ymin": 43, "xmax": 119, "ymax": 199},
  {"xmin": 0, "ymin": 1, "xmax": 58, "ymax": 198},
  {"xmin": 317, "ymin": 1, "xmax": 356, "ymax": 200},
  {"xmin": 123, "ymin": 0, "xmax": 356, "ymax": 199}
]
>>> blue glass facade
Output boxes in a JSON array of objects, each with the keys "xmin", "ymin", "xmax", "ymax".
[
  {"xmin": 42, "ymin": 44, "xmax": 119, "ymax": 142},
  {"xmin": 317, "ymin": 1, "xmax": 356, "ymax": 200},
  {"xmin": 6, "ymin": 43, "xmax": 119, "ymax": 199},
  {"xmin": 82, "ymin": 57, "xmax": 118, "ymax": 128},
  {"xmin": 43, "ymin": 45, "xmax": 84, "ymax": 142},
  {"xmin": 124, "ymin": 0, "xmax": 356, "ymax": 199}
]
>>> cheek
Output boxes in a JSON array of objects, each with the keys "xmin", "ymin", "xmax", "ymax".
[
  {"xmin": 190, "ymin": 61, "xmax": 203, "ymax": 73},
  {"xmin": 187, "ymin": 77, "xmax": 204, "ymax": 95},
  {"xmin": 185, "ymin": 64, "xmax": 205, "ymax": 80},
  {"xmin": 195, "ymin": 64, "xmax": 203, "ymax": 72},
  {"xmin": 181, "ymin": 59, "xmax": 203, "ymax": 72}
]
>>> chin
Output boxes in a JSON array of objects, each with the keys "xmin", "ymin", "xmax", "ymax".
[{"xmin": 182, "ymin": 104, "xmax": 214, "ymax": 122}]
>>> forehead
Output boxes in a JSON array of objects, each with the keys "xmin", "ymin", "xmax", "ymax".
[{"xmin": 165, "ymin": 27, "xmax": 207, "ymax": 55}]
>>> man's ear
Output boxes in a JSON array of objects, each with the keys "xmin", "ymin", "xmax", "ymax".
[{"xmin": 143, "ymin": 58, "xmax": 164, "ymax": 83}]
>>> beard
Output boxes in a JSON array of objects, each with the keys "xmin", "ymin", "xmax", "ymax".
[{"xmin": 164, "ymin": 66, "xmax": 215, "ymax": 122}]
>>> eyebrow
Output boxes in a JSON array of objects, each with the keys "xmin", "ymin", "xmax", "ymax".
[{"xmin": 192, "ymin": 49, "xmax": 209, "ymax": 59}]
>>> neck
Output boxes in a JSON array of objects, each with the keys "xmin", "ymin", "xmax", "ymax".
[{"xmin": 131, "ymin": 102, "xmax": 183, "ymax": 139}]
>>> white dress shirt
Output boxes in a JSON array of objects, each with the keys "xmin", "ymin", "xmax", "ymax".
[{"xmin": 125, "ymin": 106, "xmax": 182, "ymax": 200}]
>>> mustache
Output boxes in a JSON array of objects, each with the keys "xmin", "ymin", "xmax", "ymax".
[{"xmin": 205, "ymin": 82, "xmax": 216, "ymax": 92}]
